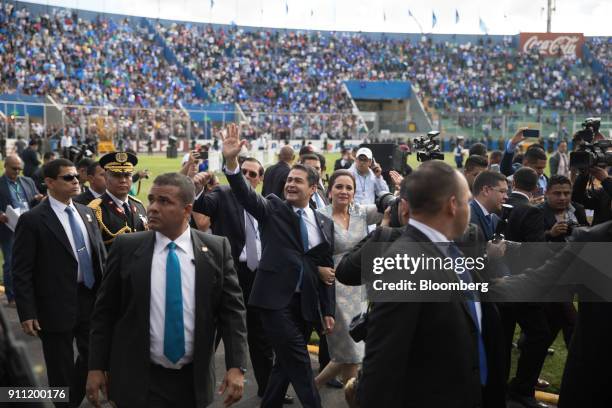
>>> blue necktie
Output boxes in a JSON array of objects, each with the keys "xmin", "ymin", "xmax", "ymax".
[
  {"xmin": 64, "ymin": 207, "xmax": 95, "ymax": 289},
  {"xmin": 296, "ymin": 209, "xmax": 309, "ymax": 291},
  {"xmin": 164, "ymin": 242, "xmax": 185, "ymax": 364},
  {"xmin": 448, "ymin": 243, "xmax": 488, "ymax": 386}
]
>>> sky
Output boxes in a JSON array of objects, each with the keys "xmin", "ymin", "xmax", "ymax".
[{"xmin": 22, "ymin": 0, "xmax": 611, "ymax": 36}]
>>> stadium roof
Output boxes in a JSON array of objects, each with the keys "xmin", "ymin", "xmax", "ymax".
[{"xmin": 20, "ymin": 0, "xmax": 611, "ymax": 36}]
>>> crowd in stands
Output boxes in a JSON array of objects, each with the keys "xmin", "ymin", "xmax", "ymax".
[
  {"xmin": 587, "ymin": 37, "xmax": 611, "ymax": 72},
  {"xmin": 0, "ymin": 2, "xmax": 610, "ymax": 142}
]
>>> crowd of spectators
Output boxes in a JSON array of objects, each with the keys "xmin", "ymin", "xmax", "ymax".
[
  {"xmin": 587, "ymin": 37, "xmax": 611, "ymax": 73},
  {"xmin": 0, "ymin": 2, "xmax": 610, "ymax": 141}
]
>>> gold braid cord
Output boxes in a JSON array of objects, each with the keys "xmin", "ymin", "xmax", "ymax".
[{"xmin": 88, "ymin": 199, "xmax": 132, "ymax": 244}]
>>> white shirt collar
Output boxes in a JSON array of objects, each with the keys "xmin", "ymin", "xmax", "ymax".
[
  {"xmin": 48, "ymin": 194, "xmax": 74, "ymax": 213},
  {"xmin": 473, "ymin": 199, "xmax": 490, "ymax": 217},
  {"xmin": 106, "ymin": 190, "xmax": 128, "ymax": 207},
  {"xmin": 154, "ymin": 227, "xmax": 192, "ymax": 255},
  {"xmin": 89, "ymin": 187, "xmax": 102, "ymax": 198},
  {"xmin": 408, "ymin": 218, "xmax": 449, "ymax": 243}
]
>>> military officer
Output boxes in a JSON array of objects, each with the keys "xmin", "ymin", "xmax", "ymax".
[{"xmin": 88, "ymin": 152, "xmax": 148, "ymax": 249}]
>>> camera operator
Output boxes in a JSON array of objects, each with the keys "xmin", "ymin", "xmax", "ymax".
[{"xmin": 569, "ymin": 118, "xmax": 612, "ymax": 225}]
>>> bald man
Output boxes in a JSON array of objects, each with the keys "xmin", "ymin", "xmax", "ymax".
[
  {"xmin": 0, "ymin": 155, "xmax": 43, "ymax": 305},
  {"xmin": 262, "ymin": 145, "xmax": 295, "ymax": 199}
]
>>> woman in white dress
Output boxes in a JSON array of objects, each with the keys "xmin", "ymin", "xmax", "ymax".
[{"xmin": 315, "ymin": 169, "xmax": 382, "ymax": 388}]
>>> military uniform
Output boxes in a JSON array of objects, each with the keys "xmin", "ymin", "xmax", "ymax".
[
  {"xmin": 89, "ymin": 151, "xmax": 148, "ymax": 249},
  {"xmin": 88, "ymin": 193, "xmax": 147, "ymax": 249}
]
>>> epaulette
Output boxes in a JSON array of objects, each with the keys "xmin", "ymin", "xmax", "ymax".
[
  {"xmin": 87, "ymin": 198, "xmax": 102, "ymax": 210},
  {"xmin": 128, "ymin": 195, "xmax": 143, "ymax": 204}
]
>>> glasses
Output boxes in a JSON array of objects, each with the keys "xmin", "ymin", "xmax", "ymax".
[
  {"xmin": 59, "ymin": 174, "xmax": 79, "ymax": 182},
  {"xmin": 11, "ymin": 167, "xmax": 23, "ymax": 171},
  {"xmin": 242, "ymin": 169, "xmax": 259, "ymax": 178}
]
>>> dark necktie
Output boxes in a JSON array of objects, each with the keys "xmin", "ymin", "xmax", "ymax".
[
  {"xmin": 123, "ymin": 202, "xmax": 133, "ymax": 228},
  {"xmin": 64, "ymin": 207, "xmax": 95, "ymax": 289},
  {"xmin": 448, "ymin": 243, "xmax": 488, "ymax": 386},
  {"xmin": 296, "ymin": 209, "xmax": 309, "ymax": 291},
  {"xmin": 164, "ymin": 242, "xmax": 185, "ymax": 364}
]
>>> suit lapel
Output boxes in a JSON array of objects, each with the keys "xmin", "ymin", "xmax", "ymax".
[
  {"xmin": 40, "ymin": 200, "xmax": 76, "ymax": 260},
  {"xmin": 17, "ymin": 177, "xmax": 33, "ymax": 203},
  {"xmin": 314, "ymin": 210, "xmax": 332, "ymax": 245},
  {"xmin": 132, "ymin": 232, "xmax": 155, "ymax": 332},
  {"xmin": 190, "ymin": 230, "xmax": 218, "ymax": 336},
  {"xmin": 0, "ymin": 176, "xmax": 10, "ymax": 209}
]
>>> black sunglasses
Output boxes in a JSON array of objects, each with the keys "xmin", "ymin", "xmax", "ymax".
[
  {"xmin": 242, "ymin": 169, "xmax": 259, "ymax": 178},
  {"xmin": 59, "ymin": 174, "xmax": 79, "ymax": 182}
]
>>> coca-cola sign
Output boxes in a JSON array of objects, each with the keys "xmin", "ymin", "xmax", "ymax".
[{"xmin": 519, "ymin": 32, "xmax": 584, "ymax": 58}]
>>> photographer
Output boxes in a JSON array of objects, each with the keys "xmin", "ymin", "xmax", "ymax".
[
  {"xmin": 571, "ymin": 166, "xmax": 612, "ymax": 225},
  {"xmin": 541, "ymin": 175, "xmax": 588, "ymax": 242}
]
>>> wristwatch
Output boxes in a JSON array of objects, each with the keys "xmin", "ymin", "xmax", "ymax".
[{"xmin": 238, "ymin": 367, "xmax": 247, "ymax": 375}]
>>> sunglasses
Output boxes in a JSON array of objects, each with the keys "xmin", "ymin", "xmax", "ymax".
[
  {"xmin": 59, "ymin": 174, "xmax": 79, "ymax": 182},
  {"xmin": 242, "ymin": 169, "xmax": 259, "ymax": 178},
  {"xmin": 11, "ymin": 167, "xmax": 23, "ymax": 171}
]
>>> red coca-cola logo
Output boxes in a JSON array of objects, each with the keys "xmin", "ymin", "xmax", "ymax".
[{"xmin": 519, "ymin": 33, "xmax": 584, "ymax": 58}]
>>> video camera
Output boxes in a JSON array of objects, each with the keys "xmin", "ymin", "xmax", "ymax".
[
  {"xmin": 67, "ymin": 144, "xmax": 94, "ymax": 164},
  {"xmin": 413, "ymin": 131, "xmax": 444, "ymax": 162},
  {"xmin": 569, "ymin": 117, "xmax": 612, "ymax": 170},
  {"xmin": 375, "ymin": 192, "xmax": 401, "ymax": 227}
]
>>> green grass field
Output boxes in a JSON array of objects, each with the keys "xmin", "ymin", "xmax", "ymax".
[{"xmin": 0, "ymin": 152, "xmax": 564, "ymax": 391}]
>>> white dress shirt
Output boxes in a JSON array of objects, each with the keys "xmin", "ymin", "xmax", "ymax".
[
  {"xmin": 106, "ymin": 190, "xmax": 129, "ymax": 208},
  {"xmin": 292, "ymin": 205, "xmax": 323, "ymax": 249},
  {"xmin": 408, "ymin": 218, "xmax": 482, "ymax": 330},
  {"xmin": 238, "ymin": 210, "xmax": 262, "ymax": 262},
  {"xmin": 150, "ymin": 227, "xmax": 196, "ymax": 369},
  {"xmin": 48, "ymin": 195, "xmax": 93, "ymax": 283}
]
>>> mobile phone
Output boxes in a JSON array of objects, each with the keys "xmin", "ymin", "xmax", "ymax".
[
  {"xmin": 200, "ymin": 150, "xmax": 209, "ymax": 161},
  {"xmin": 523, "ymin": 129, "xmax": 540, "ymax": 138}
]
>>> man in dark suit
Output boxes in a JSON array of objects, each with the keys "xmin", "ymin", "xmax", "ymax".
[
  {"xmin": 358, "ymin": 161, "xmax": 506, "ymax": 408},
  {"xmin": 73, "ymin": 161, "xmax": 106, "ymax": 205},
  {"xmin": 470, "ymin": 170, "xmax": 508, "ymax": 241},
  {"xmin": 192, "ymin": 157, "xmax": 281, "ymax": 402},
  {"xmin": 222, "ymin": 124, "xmax": 335, "ymax": 408},
  {"xmin": 333, "ymin": 148, "xmax": 353, "ymax": 171},
  {"xmin": 86, "ymin": 173, "xmax": 248, "ymax": 408},
  {"xmin": 499, "ymin": 167, "xmax": 550, "ymax": 408},
  {"xmin": 21, "ymin": 139, "xmax": 41, "ymax": 178},
  {"xmin": 300, "ymin": 154, "xmax": 329, "ymax": 210},
  {"xmin": 538, "ymin": 175, "xmax": 585, "ymax": 357},
  {"xmin": 12, "ymin": 158, "xmax": 106, "ymax": 407},
  {"xmin": 262, "ymin": 145, "xmax": 295, "ymax": 199},
  {"xmin": 87, "ymin": 152, "xmax": 148, "ymax": 250},
  {"xmin": 32, "ymin": 152, "xmax": 57, "ymax": 195},
  {"xmin": 0, "ymin": 155, "xmax": 42, "ymax": 306}
]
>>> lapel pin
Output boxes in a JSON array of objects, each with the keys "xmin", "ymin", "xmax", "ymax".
[
  {"xmin": 86, "ymin": 214, "xmax": 92, "ymax": 222},
  {"xmin": 202, "ymin": 246, "xmax": 208, "ymax": 253}
]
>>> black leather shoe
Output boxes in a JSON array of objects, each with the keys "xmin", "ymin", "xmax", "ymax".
[
  {"xmin": 283, "ymin": 394, "xmax": 294, "ymax": 404},
  {"xmin": 535, "ymin": 378, "xmax": 550, "ymax": 389},
  {"xmin": 326, "ymin": 378, "xmax": 344, "ymax": 388},
  {"xmin": 509, "ymin": 393, "xmax": 548, "ymax": 408}
]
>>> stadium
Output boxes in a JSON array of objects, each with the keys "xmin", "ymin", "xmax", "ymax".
[{"xmin": 0, "ymin": 0, "xmax": 611, "ymax": 407}]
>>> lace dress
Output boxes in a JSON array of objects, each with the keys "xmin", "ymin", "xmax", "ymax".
[{"xmin": 318, "ymin": 203, "xmax": 382, "ymax": 363}]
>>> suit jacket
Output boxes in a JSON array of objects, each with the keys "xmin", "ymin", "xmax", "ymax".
[
  {"xmin": 538, "ymin": 201, "xmax": 588, "ymax": 242},
  {"xmin": 226, "ymin": 170, "xmax": 335, "ymax": 323},
  {"xmin": 73, "ymin": 189, "xmax": 97, "ymax": 206},
  {"xmin": 0, "ymin": 175, "xmax": 40, "ymax": 241},
  {"xmin": 333, "ymin": 158, "xmax": 353, "ymax": 171},
  {"xmin": 12, "ymin": 199, "xmax": 106, "ymax": 332},
  {"xmin": 261, "ymin": 161, "xmax": 290, "ymax": 199},
  {"xmin": 21, "ymin": 148, "xmax": 40, "ymax": 178},
  {"xmin": 358, "ymin": 225, "xmax": 506, "ymax": 408},
  {"xmin": 504, "ymin": 192, "xmax": 546, "ymax": 243},
  {"xmin": 309, "ymin": 183, "xmax": 329, "ymax": 210},
  {"xmin": 88, "ymin": 230, "xmax": 247, "ymax": 408},
  {"xmin": 193, "ymin": 185, "xmax": 246, "ymax": 261},
  {"xmin": 469, "ymin": 199, "xmax": 500, "ymax": 241}
]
